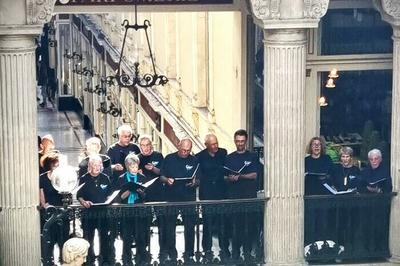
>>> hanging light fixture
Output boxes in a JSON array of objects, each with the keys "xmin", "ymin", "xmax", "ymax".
[
  {"xmin": 319, "ymin": 96, "xmax": 328, "ymax": 107},
  {"xmin": 325, "ymin": 78, "xmax": 336, "ymax": 88},
  {"xmin": 106, "ymin": 5, "xmax": 168, "ymax": 89}
]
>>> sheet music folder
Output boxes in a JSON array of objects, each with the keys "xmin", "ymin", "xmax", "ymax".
[
  {"xmin": 368, "ymin": 178, "xmax": 386, "ymax": 186},
  {"xmin": 174, "ymin": 164, "xmax": 200, "ymax": 181},
  {"xmin": 92, "ymin": 190, "xmax": 120, "ymax": 206},
  {"xmin": 121, "ymin": 177, "xmax": 160, "ymax": 192},
  {"xmin": 323, "ymin": 183, "xmax": 356, "ymax": 195},
  {"xmin": 305, "ymin": 172, "xmax": 329, "ymax": 180},
  {"xmin": 223, "ymin": 166, "xmax": 241, "ymax": 175}
]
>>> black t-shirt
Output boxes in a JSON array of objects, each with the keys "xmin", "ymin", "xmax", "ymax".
[
  {"xmin": 77, "ymin": 172, "xmax": 112, "ymax": 204},
  {"xmin": 39, "ymin": 172, "xmax": 63, "ymax": 206},
  {"xmin": 116, "ymin": 172, "xmax": 150, "ymax": 204},
  {"xmin": 332, "ymin": 164, "xmax": 360, "ymax": 191},
  {"xmin": 78, "ymin": 154, "xmax": 112, "ymax": 178},
  {"xmin": 160, "ymin": 152, "xmax": 199, "ymax": 202},
  {"xmin": 196, "ymin": 148, "xmax": 227, "ymax": 200},
  {"xmin": 225, "ymin": 150, "xmax": 258, "ymax": 199},
  {"xmin": 107, "ymin": 142, "xmax": 140, "ymax": 183},
  {"xmin": 304, "ymin": 154, "xmax": 334, "ymax": 195},
  {"xmin": 358, "ymin": 164, "xmax": 393, "ymax": 193},
  {"xmin": 139, "ymin": 151, "xmax": 165, "ymax": 202}
]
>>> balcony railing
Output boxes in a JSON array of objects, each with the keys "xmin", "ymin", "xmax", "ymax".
[
  {"xmin": 304, "ymin": 192, "xmax": 396, "ymax": 263},
  {"xmin": 41, "ymin": 198, "xmax": 266, "ymax": 265}
]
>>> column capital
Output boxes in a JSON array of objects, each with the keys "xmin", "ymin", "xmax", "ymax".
[
  {"xmin": 26, "ymin": 0, "xmax": 56, "ymax": 25},
  {"xmin": 249, "ymin": 0, "xmax": 329, "ymax": 29},
  {"xmin": 373, "ymin": 0, "xmax": 400, "ymax": 30}
]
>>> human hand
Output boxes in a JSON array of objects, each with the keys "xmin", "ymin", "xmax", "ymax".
[
  {"xmin": 80, "ymin": 200, "xmax": 93, "ymax": 208},
  {"xmin": 113, "ymin": 164, "xmax": 124, "ymax": 171},
  {"xmin": 167, "ymin": 178, "xmax": 175, "ymax": 186},
  {"xmin": 145, "ymin": 163, "xmax": 154, "ymax": 171},
  {"xmin": 228, "ymin": 175, "xmax": 240, "ymax": 182}
]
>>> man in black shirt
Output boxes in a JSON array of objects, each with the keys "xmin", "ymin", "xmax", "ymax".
[
  {"xmin": 160, "ymin": 139, "xmax": 199, "ymax": 263},
  {"xmin": 77, "ymin": 155, "xmax": 114, "ymax": 265},
  {"xmin": 137, "ymin": 135, "xmax": 165, "ymax": 262},
  {"xmin": 225, "ymin": 129, "xmax": 258, "ymax": 261},
  {"xmin": 107, "ymin": 124, "xmax": 140, "ymax": 186},
  {"xmin": 196, "ymin": 133, "xmax": 228, "ymax": 261}
]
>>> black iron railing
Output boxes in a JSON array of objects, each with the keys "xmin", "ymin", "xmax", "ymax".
[
  {"xmin": 304, "ymin": 192, "xmax": 396, "ymax": 263},
  {"xmin": 41, "ymin": 198, "xmax": 266, "ymax": 265}
]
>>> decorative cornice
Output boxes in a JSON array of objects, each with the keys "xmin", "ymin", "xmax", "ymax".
[
  {"xmin": 26, "ymin": 0, "xmax": 56, "ymax": 25},
  {"xmin": 250, "ymin": 0, "xmax": 329, "ymax": 29}
]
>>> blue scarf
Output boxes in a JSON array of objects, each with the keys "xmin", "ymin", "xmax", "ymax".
[{"xmin": 126, "ymin": 172, "xmax": 138, "ymax": 204}]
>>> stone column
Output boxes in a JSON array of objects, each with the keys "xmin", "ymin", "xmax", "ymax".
[
  {"xmin": 0, "ymin": 0, "xmax": 55, "ymax": 264},
  {"xmin": 249, "ymin": 1, "xmax": 329, "ymax": 265},
  {"xmin": 389, "ymin": 25, "xmax": 400, "ymax": 264},
  {"xmin": 373, "ymin": 1, "xmax": 400, "ymax": 262},
  {"xmin": 0, "ymin": 24, "xmax": 43, "ymax": 266}
]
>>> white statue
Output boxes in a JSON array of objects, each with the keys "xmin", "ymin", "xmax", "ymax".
[{"xmin": 62, "ymin": 238, "xmax": 90, "ymax": 266}]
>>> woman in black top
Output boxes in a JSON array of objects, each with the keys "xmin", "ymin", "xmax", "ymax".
[
  {"xmin": 39, "ymin": 152, "xmax": 68, "ymax": 265},
  {"xmin": 304, "ymin": 137, "xmax": 334, "ymax": 195},
  {"xmin": 117, "ymin": 153, "xmax": 150, "ymax": 266},
  {"xmin": 332, "ymin": 146, "xmax": 360, "ymax": 191}
]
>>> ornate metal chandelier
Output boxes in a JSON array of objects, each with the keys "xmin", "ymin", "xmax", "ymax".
[{"xmin": 106, "ymin": 5, "xmax": 168, "ymax": 88}]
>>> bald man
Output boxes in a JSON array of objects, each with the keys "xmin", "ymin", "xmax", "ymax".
[
  {"xmin": 196, "ymin": 134, "xmax": 229, "ymax": 262},
  {"xmin": 160, "ymin": 138, "xmax": 199, "ymax": 263}
]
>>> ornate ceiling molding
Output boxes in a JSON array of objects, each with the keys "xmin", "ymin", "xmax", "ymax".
[
  {"xmin": 250, "ymin": 0, "xmax": 329, "ymax": 29},
  {"xmin": 26, "ymin": 0, "xmax": 56, "ymax": 25}
]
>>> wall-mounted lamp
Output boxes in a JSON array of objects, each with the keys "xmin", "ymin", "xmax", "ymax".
[
  {"xmin": 96, "ymin": 101, "xmax": 121, "ymax": 117},
  {"xmin": 94, "ymin": 79, "xmax": 107, "ymax": 96},
  {"xmin": 63, "ymin": 49, "xmax": 82, "ymax": 61}
]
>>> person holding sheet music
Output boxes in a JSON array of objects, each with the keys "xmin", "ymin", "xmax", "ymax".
[
  {"xmin": 358, "ymin": 149, "xmax": 392, "ymax": 252},
  {"xmin": 332, "ymin": 146, "xmax": 360, "ymax": 192},
  {"xmin": 358, "ymin": 149, "xmax": 392, "ymax": 194},
  {"xmin": 196, "ymin": 133, "xmax": 229, "ymax": 262},
  {"xmin": 224, "ymin": 129, "xmax": 258, "ymax": 262},
  {"xmin": 331, "ymin": 147, "xmax": 360, "ymax": 249},
  {"xmin": 305, "ymin": 137, "xmax": 334, "ymax": 195},
  {"xmin": 77, "ymin": 155, "xmax": 114, "ymax": 265},
  {"xmin": 304, "ymin": 137, "xmax": 335, "ymax": 245},
  {"xmin": 137, "ymin": 135, "xmax": 166, "ymax": 261},
  {"xmin": 160, "ymin": 138, "xmax": 199, "ymax": 264},
  {"xmin": 116, "ymin": 153, "xmax": 152, "ymax": 266}
]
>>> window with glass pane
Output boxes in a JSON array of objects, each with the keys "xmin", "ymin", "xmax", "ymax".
[
  {"xmin": 320, "ymin": 70, "xmax": 392, "ymax": 158},
  {"xmin": 320, "ymin": 8, "xmax": 393, "ymax": 55},
  {"xmin": 59, "ymin": 24, "xmax": 72, "ymax": 95}
]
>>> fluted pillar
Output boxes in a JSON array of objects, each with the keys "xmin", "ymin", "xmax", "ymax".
[
  {"xmin": 263, "ymin": 28, "xmax": 307, "ymax": 266},
  {"xmin": 389, "ymin": 26, "xmax": 400, "ymax": 264},
  {"xmin": 249, "ymin": 1, "xmax": 329, "ymax": 265},
  {"xmin": 372, "ymin": 1, "xmax": 400, "ymax": 262},
  {"xmin": 0, "ymin": 25, "xmax": 43, "ymax": 265}
]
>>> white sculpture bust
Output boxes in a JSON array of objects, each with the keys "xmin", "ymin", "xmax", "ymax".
[{"xmin": 62, "ymin": 238, "xmax": 90, "ymax": 266}]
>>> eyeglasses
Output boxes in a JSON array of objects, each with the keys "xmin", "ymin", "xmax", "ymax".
[{"xmin": 312, "ymin": 143, "xmax": 321, "ymax": 147}]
